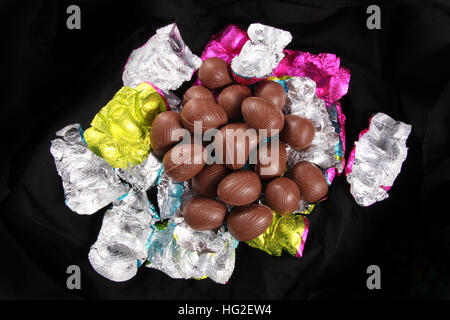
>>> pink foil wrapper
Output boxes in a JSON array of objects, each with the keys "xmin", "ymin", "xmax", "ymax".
[
  {"xmin": 194, "ymin": 25, "xmax": 249, "ymax": 86},
  {"xmin": 200, "ymin": 25, "xmax": 249, "ymax": 64},
  {"xmin": 273, "ymin": 50, "xmax": 351, "ymax": 105}
]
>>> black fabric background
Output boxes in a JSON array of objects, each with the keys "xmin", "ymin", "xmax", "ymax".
[{"xmin": 1, "ymin": 0, "xmax": 450, "ymax": 300}]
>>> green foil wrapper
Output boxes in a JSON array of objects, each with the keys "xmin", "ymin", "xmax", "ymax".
[{"xmin": 246, "ymin": 212, "xmax": 309, "ymax": 257}]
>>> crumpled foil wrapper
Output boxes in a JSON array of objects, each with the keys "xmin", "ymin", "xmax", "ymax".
[
  {"xmin": 174, "ymin": 222, "xmax": 228, "ymax": 253},
  {"xmin": 84, "ymin": 82, "xmax": 168, "ymax": 169},
  {"xmin": 122, "ymin": 23, "xmax": 202, "ymax": 92},
  {"xmin": 88, "ymin": 190, "xmax": 156, "ymax": 282},
  {"xmin": 231, "ymin": 23, "xmax": 292, "ymax": 84},
  {"xmin": 325, "ymin": 102, "xmax": 346, "ymax": 183},
  {"xmin": 146, "ymin": 221, "xmax": 237, "ymax": 284},
  {"xmin": 273, "ymin": 50, "xmax": 351, "ymax": 106},
  {"xmin": 116, "ymin": 152, "xmax": 162, "ymax": 192},
  {"xmin": 149, "ymin": 179, "xmax": 237, "ymax": 283},
  {"xmin": 200, "ymin": 24, "xmax": 249, "ymax": 65},
  {"xmin": 50, "ymin": 124, "xmax": 129, "ymax": 215},
  {"xmin": 164, "ymin": 91, "xmax": 183, "ymax": 113},
  {"xmin": 194, "ymin": 24, "xmax": 248, "ymax": 87},
  {"xmin": 246, "ymin": 212, "xmax": 309, "ymax": 257},
  {"xmin": 156, "ymin": 171, "xmax": 189, "ymax": 220},
  {"xmin": 285, "ymin": 77, "xmax": 342, "ymax": 172},
  {"xmin": 296, "ymin": 200, "xmax": 316, "ymax": 215},
  {"xmin": 345, "ymin": 113, "xmax": 411, "ymax": 207}
]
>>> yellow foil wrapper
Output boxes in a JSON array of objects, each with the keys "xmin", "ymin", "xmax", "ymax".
[
  {"xmin": 84, "ymin": 83, "xmax": 167, "ymax": 168},
  {"xmin": 246, "ymin": 212, "xmax": 309, "ymax": 257}
]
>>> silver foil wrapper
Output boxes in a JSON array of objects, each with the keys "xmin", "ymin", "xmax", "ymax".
[
  {"xmin": 174, "ymin": 222, "xmax": 228, "ymax": 253},
  {"xmin": 231, "ymin": 23, "xmax": 292, "ymax": 78},
  {"xmin": 346, "ymin": 113, "xmax": 411, "ymax": 207},
  {"xmin": 150, "ymin": 173, "xmax": 237, "ymax": 283},
  {"xmin": 285, "ymin": 77, "xmax": 341, "ymax": 171},
  {"xmin": 50, "ymin": 124, "xmax": 129, "ymax": 215},
  {"xmin": 156, "ymin": 171, "xmax": 192, "ymax": 220},
  {"xmin": 122, "ymin": 23, "xmax": 202, "ymax": 92},
  {"xmin": 116, "ymin": 152, "xmax": 162, "ymax": 192},
  {"xmin": 88, "ymin": 190, "xmax": 156, "ymax": 282},
  {"xmin": 146, "ymin": 221, "xmax": 237, "ymax": 284},
  {"xmin": 165, "ymin": 91, "xmax": 183, "ymax": 113}
]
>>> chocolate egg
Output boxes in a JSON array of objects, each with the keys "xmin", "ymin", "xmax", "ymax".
[
  {"xmin": 241, "ymin": 97, "xmax": 284, "ymax": 137},
  {"xmin": 198, "ymin": 57, "xmax": 233, "ymax": 89},
  {"xmin": 150, "ymin": 111, "xmax": 185, "ymax": 156},
  {"xmin": 181, "ymin": 98, "xmax": 228, "ymax": 133},
  {"xmin": 217, "ymin": 170, "xmax": 262, "ymax": 206},
  {"xmin": 191, "ymin": 164, "xmax": 229, "ymax": 198},
  {"xmin": 226, "ymin": 204, "xmax": 273, "ymax": 241},
  {"xmin": 183, "ymin": 197, "xmax": 227, "ymax": 231},
  {"xmin": 214, "ymin": 123, "xmax": 259, "ymax": 170},
  {"xmin": 254, "ymin": 80, "xmax": 287, "ymax": 110},
  {"xmin": 254, "ymin": 141, "xmax": 287, "ymax": 179},
  {"xmin": 264, "ymin": 177, "xmax": 300, "ymax": 216},
  {"xmin": 291, "ymin": 161, "xmax": 328, "ymax": 203},
  {"xmin": 280, "ymin": 115, "xmax": 315, "ymax": 150},
  {"xmin": 163, "ymin": 143, "xmax": 205, "ymax": 182},
  {"xmin": 217, "ymin": 84, "xmax": 252, "ymax": 119},
  {"xmin": 183, "ymin": 86, "xmax": 215, "ymax": 105}
]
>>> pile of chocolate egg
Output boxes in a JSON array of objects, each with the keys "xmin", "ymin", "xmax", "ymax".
[{"xmin": 150, "ymin": 57, "xmax": 329, "ymax": 242}]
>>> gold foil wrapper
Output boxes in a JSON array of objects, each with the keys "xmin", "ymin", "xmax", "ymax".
[
  {"xmin": 84, "ymin": 82, "xmax": 167, "ymax": 168},
  {"xmin": 246, "ymin": 212, "xmax": 309, "ymax": 257}
]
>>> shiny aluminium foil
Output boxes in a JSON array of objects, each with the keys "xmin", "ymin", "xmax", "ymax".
[
  {"xmin": 231, "ymin": 23, "xmax": 292, "ymax": 84},
  {"xmin": 345, "ymin": 113, "xmax": 412, "ymax": 207},
  {"xmin": 122, "ymin": 23, "xmax": 202, "ymax": 92},
  {"xmin": 50, "ymin": 124, "xmax": 129, "ymax": 215},
  {"xmin": 156, "ymin": 171, "xmax": 190, "ymax": 221},
  {"xmin": 83, "ymin": 82, "xmax": 168, "ymax": 169},
  {"xmin": 164, "ymin": 91, "xmax": 183, "ymax": 113},
  {"xmin": 146, "ymin": 220, "xmax": 237, "ymax": 284},
  {"xmin": 325, "ymin": 102, "xmax": 346, "ymax": 182},
  {"xmin": 246, "ymin": 212, "xmax": 309, "ymax": 257},
  {"xmin": 150, "ymin": 172, "xmax": 237, "ymax": 283},
  {"xmin": 285, "ymin": 77, "xmax": 342, "ymax": 172},
  {"xmin": 174, "ymin": 221, "xmax": 228, "ymax": 254},
  {"xmin": 88, "ymin": 190, "xmax": 156, "ymax": 282},
  {"xmin": 116, "ymin": 152, "xmax": 162, "ymax": 192}
]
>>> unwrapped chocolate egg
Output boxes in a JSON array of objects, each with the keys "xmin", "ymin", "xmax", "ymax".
[
  {"xmin": 226, "ymin": 204, "xmax": 273, "ymax": 241},
  {"xmin": 163, "ymin": 143, "xmax": 205, "ymax": 182},
  {"xmin": 214, "ymin": 123, "xmax": 259, "ymax": 170},
  {"xmin": 217, "ymin": 170, "xmax": 262, "ymax": 206},
  {"xmin": 291, "ymin": 161, "xmax": 328, "ymax": 203},
  {"xmin": 264, "ymin": 177, "xmax": 300, "ymax": 216},
  {"xmin": 280, "ymin": 114, "xmax": 315, "ymax": 150},
  {"xmin": 183, "ymin": 197, "xmax": 227, "ymax": 231},
  {"xmin": 181, "ymin": 98, "xmax": 228, "ymax": 133},
  {"xmin": 191, "ymin": 164, "xmax": 229, "ymax": 198},
  {"xmin": 254, "ymin": 80, "xmax": 287, "ymax": 110},
  {"xmin": 198, "ymin": 57, "xmax": 233, "ymax": 89},
  {"xmin": 183, "ymin": 85, "xmax": 215, "ymax": 105},
  {"xmin": 150, "ymin": 111, "xmax": 185, "ymax": 156},
  {"xmin": 254, "ymin": 141, "xmax": 287, "ymax": 179},
  {"xmin": 217, "ymin": 84, "xmax": 252, "ymax": 119},
  {"xmin": 241, "ymin": 97, "xmax": 284, "ymax": 137}
]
